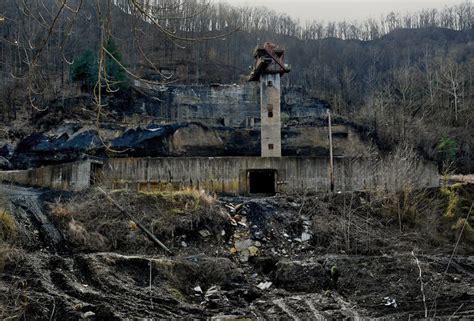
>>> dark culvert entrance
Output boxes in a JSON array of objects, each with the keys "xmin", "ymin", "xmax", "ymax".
[
  {"xmin": 248, "ymin": 169, "xmax": 277, "ymax": 195},
  {"xmin": 90, "ymin": 162, "xmax": 104, "ymax": 186}
]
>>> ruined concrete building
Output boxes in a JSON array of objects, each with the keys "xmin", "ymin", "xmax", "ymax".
[
  {"xmin": 0, "ymin": 44, "xmax": 439, "ymax": 194},
  {"xmin": 249, "ymin": 42, "xmax": 290, "ymax": 157}
]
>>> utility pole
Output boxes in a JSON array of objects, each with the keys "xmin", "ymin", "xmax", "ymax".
[{"xmin": 327, "ymin": 109, "xmax": 334, "ymax": 192}]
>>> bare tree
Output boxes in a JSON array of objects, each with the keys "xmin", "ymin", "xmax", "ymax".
[{"xmin": 436, "ymin": 60, "xmax": 463, "ymax": 123}]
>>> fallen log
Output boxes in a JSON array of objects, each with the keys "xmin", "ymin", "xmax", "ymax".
[{"xmin": 97, "ymin": 187, "xmax": 174, "ymax": 256}]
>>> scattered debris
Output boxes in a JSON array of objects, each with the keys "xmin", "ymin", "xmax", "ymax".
[
  {"xmin": 2, "ymin": 185, "xmax": 474, "ymax": 319},
  {"xmin": 205, "ymin": 286, "xmax": 220, "ymax": 299},
  {"xmin": 257, "ymin": 281, "xmax": 272, "ymax": 290},
  {"xmin": 235, "ymin": 239, "xmax": 253, "ymax": 251},
  {"xmin": 199, "ymin": 230, "xmax": 211, "ymax": 238},
  {"xmin": 301, "ymin": 232, "xmax": 311, "ymax": 242},
  {"xmin": 83, "ymin": 311, "xmax": 96, "ymax": 318},
  {"xmin": 248, "ymin": 246, "xmax": 259, "ymax": 257},
  {"xmin": 384, "ymin": 297, "xmax": 398, "ymax": 308}
]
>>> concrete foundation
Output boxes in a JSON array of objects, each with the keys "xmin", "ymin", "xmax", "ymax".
[{"xmin": 0, "ymin": 157, "xmax": 439, "ymax": 194}]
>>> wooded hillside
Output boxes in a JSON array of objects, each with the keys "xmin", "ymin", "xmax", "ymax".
[{"xmin": 0, "ymin": 0, "xmax": 473, "ymax": 171}]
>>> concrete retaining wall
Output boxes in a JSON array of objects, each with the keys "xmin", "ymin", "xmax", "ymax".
[
  {"xmin": 0, "ymin": 160, "xmax": 92, "ymax": 191},
  {"xmin": 0, "ymin": 156, "xmax": 439, "ymax": 194},
  {"xmin": 101, "ymin": 157, "xmax": 439, "ymax": 194}
]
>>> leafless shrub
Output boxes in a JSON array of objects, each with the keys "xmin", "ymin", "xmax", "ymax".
[
  {"xmin": 306, "ymin": 188, "xmax": 446, "ymax": 255},
  {"xmin": 373, "ymin": 144, "xmax": 428, "ymax": 192}
]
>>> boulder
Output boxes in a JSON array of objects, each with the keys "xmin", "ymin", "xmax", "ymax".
[{"xmin": 274, "ymin": 260, "xmax": 330, "ymax": 292}]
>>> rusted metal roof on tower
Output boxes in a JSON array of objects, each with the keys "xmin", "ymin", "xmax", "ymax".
[{"xmin": 248, "ymin": 42, "xmax": 291, "ymax": 81}]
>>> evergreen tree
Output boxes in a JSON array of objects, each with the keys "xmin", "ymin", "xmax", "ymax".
[
  {"xmin": 104, "ymin": 38, "xmax": 128, "ymax": 91},
  {"xmin": 70, "ymin": 50, "xmax": 97, "ymax": 91},
  {"xmin": 70, "ymin": 39, "xmax": 128, "ymax": 92}
]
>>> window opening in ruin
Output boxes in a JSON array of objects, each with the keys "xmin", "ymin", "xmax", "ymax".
[
  {"xmin": 268, "ymin": 144, "xmax": 274, "ymax": 150},
  {"xmin": 248, "ymin": 169, "xmax": 277, "ymax": 195},
  {"xmin": 332, "ymin": 132, "xmax": 349, "ymax": 139},
  {"xmin": 267, "ymin": 80, "xmax": 273, "ymax": 87},
  {"xmin": 90, "ymin": 162, "xmax": 103, "ymax": 186},
  {"xmin": 267, "ymin": 104, "xmax": 273, "ymax": 118}
]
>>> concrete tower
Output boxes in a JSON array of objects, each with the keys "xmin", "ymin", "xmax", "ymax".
[{"xmin": 249, "ymin": 43, "xmax": 290, "ymax": 157}]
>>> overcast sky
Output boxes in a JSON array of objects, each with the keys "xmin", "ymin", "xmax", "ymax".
[{"xmin": 217, "ymin": 0, "xmax": 461, "ymax": 22}]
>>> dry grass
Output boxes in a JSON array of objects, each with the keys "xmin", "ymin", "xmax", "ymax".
[
  {"xmin": 0, "ymin": 209, "xmax": 16, "ymax": 241},
  {"xmin": 0, "ymin": 196, "xmax": 17, "ymax": 272},
  {"xmin": 48, "ymin": 187, "xmax": 226, "ymax": 253},
  {"xmin": 141, "ymin": 188, "xmax": 216, "ymax": 212},
  {"xmin": 305, "ymin": 186, "xmax": 459, "ymax": 255}
]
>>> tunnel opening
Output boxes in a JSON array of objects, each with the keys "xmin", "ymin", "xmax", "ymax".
[
  {"xmin": 90, "ymin": 162, "xmax": 104, "ymax": 186},
  {"xmin": 248, "ymin": 169, "xmax": 277, "ymax": 195}
]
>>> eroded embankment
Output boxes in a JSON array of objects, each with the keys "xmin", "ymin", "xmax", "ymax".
[{"xmin": 1, "ymin": 184, "xmax": 473, "ymax": 320}]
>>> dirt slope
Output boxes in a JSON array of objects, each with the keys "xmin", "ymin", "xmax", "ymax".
[{"xmin": 1, "ymin": 184, "xmax": 473, "ymax": 320}]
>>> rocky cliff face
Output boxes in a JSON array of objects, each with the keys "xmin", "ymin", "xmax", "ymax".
[
  {"xmin": 133, "ymin": 82, "xmax": 329, "ymax": 127},
  {"xmin": 5, "ymin": 119, "xmax": 373, "ymax": 169},
  {"xmin": 0, "ymin": 83, "xmax": 371, "ymax": 170}
]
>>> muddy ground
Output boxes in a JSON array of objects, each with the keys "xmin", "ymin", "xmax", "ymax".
[{"xmin": 1, "ymin": 183, "xmax": 473, "ymax": 320}]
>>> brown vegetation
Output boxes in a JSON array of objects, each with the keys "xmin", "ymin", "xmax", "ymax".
[
  {"xmin": 0, "ymin": 196, "xmax": 17, "ymax": 272},
  {"xmin": 49, "ymin": 187, "xmax": 228, "ymax": 253},
  {"xmin": 0, "ymin": 181, "xmax": 472, "ymax": 319}
]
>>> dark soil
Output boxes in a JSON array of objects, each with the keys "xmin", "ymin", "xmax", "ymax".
[{"xmin": 1, "ymin": 184, "xmax": 473, "ymax": 320}]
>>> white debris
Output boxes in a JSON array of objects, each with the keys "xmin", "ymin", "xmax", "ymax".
[
  {"xmin": 205, "ymin": 286, "xmax": 219, "ymax": 298},
  {"xmin": 384, "ymin": 297, "xmax": 398, "ymax": 308},
  {"xmin": 239, "ymin": 250, "xmax": 250, "ymax": 262},
  {"xmin": 234, "ymin": 239, "xmax": 253, "ymax": 251},
  {"xmin": 257, "ymin": 281, "xmax": 272, "ymax": 290},
  {"xmin": 301, "ymin": 232, "xmax": 312, "ymax": 242},
  {"xmin": 237, "ymin": 221, "xmax": 247, "ymax": 228},
  {"xmin": 225, "ymin": 203, "xmax": 236, "ymax": 213},
  {"xmin": 83, "ymin": 311, "xmax": 96, "ymax": 318},
  {"xmin": 193, "ymin": 286, "xmax": 203, "ymax": 293},
  {"xmin": 289, "ymin": 202, "xmax": 300, "ymax": 208}
]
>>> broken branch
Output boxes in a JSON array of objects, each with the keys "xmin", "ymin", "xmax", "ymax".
[{"xmin": 97, "ymin": 187, "xmax": 174, "ymax": 256}]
